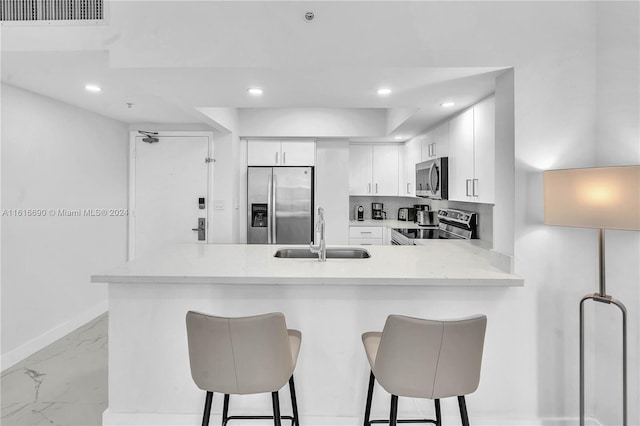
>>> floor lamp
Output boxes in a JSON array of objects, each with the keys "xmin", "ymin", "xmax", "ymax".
[{"xmin": 543, "ymin": 165, "xmax": 640, "ymax": 426}]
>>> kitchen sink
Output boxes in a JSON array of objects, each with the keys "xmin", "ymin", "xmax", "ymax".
[{"xmin": 274, "ymin": 247, "xmax": 371, "ymax": 259}]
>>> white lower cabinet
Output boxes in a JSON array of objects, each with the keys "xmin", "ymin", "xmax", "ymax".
[{"xmin": 349, "ymin": 226, "xmax": 384, "ymax": 245}]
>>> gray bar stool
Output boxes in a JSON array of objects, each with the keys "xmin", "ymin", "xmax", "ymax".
[
  {"xmin": 186, "ymin": 311, "xmax": 302, "ymax": 426},
  {"xmin": 362, "ymin": 314, "xmax": 487, "ymax": 426}
]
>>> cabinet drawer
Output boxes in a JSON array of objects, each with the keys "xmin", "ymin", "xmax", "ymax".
[
  {"xmin": 349, "ymin": 227, "xmax": 383, "ymax": 238},
  {"xmin": 349, "ymin": 238, "xmax": 384, "ymax": 245}
]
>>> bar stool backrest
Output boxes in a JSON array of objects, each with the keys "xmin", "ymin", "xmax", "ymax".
[
  {"xmin": 373, "ymin": 314, "xmax": 487, "ymax": 399},
  {"xmin": 186, "ymin": 311, "xmax": 294, "ymax": 395}
]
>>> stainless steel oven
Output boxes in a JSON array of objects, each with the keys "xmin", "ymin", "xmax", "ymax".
[
  {"xmin": 416, "ymin": 157, "xmax": 448, "ymax": 199},
  {"xmin": 391, "ymin": 208, "xmax": 478, "ymax": 244}
]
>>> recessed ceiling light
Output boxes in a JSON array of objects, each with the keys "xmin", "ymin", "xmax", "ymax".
[
  {"xmin": 441, "ymin": 101, "xmax": 455, "ymax": 107},
  {"xmin": 377, "ymin": 88, "xmax": 392, "ymax": 96},
  {"xmin": 85, "ymin": 84, "xmax": 101, "ymax": 93},
  {"xmin": 247, "ymin": 87, "xmax": 264, "ymax": 96},
  {"xmin": 394, "ymin": 136, "xmax": 403, "ymax": 140}
]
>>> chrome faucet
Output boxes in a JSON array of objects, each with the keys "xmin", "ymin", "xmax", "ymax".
[{"xmin": 309, "ymin": 207, "xmax": 326, "ymax": 262}]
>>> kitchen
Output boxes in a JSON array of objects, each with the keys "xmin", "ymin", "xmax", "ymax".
[{"xmin": 2, "ymin": 2, "xmax": 639, "ymax": 426}]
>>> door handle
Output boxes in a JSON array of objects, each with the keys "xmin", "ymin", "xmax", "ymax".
[{"xmin": 192, "ymin": 218, "xmax": 206, "ymax": 241}]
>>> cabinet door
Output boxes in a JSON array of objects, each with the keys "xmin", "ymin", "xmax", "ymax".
[
  {"xmin": 420, "ymin": 131, "xmax": 435, "ymax": 161},
  {"xmin": 281, "ymin": 140, "xmax": 315, "ymax": 166},
  {"xmin": 349, "ymin": 145, "xmax": 373, "ymax": 195},
  {"xmin": 247, "ymin": 140, "xmax": 281, "ymax": 166},
  {"xmin": 473, "ymin": 97, "xmax": 495, "ymax": 203},
  {"xmin": 373, "ymin": 144, "xmax": 399, "ymax": 196},
  {"xmin": 404, "ymin": 137, "xmax": 422, "ymax": 196},
  {"xmin": 448, "ymin": 109, "xmax": 474, "ymax": 201},
  {"xmin": 433, "ymin": 122, "xmax": 449, "ymax": 158}
]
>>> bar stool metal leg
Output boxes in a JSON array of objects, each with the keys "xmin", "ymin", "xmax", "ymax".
[
  {"xmin": 434, "ymin": 399, "xmax": 441, "ymax": 426},
  {"xmin": 389, "ymin": 394, "xmax": 398, "ymax": 426},
  {"xmin": 457, "ymin": 396, "xmax": 469, "ymax": 426},
  {"xmin": 272, "ymin": 391, "xmax": 282, "ymax": 426},
  {"xmin": 289, "ymin": 376, "xmax": 300, "ymax": 426},
  {"xmin": 364, "ymin": 371, "xmax": 375, "ymax": 426},
  {"xmin": 222, "ymin": 394, "xmax": 230, "ymax": 426},
  {"xmin": 202, "ymin": 391, "xmax": 213, "ymax": 426}
]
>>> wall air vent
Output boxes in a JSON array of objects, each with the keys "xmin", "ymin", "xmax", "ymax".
[{"xmin": 1, "ymin": 0, "xmax": 104, "ymax": 22}]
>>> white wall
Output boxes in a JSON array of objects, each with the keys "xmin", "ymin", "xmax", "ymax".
[
  {"xmin": 197, "ymin": 107, "xmax": 242, "ymax": 243},
  {"xmin": 1, "ymin": 84, "xmax": 128, "ymax": 368},
  {"xmin": 315, "ymin": 140, "xmax": 349, "ymax": 245},
  {"xmin": 239, "ymin": 108, "xmax": 386, "ymax": 138}
]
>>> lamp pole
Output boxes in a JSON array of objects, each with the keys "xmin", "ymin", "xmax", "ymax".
[{"xmin": 579, "ymin": 228, "xmax": 627, "ymax": 426}]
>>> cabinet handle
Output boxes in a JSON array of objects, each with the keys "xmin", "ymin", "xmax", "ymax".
[
  {"xmin": 275, "ymin": 152, "xmax": 279, "ymax": 165},
  {"xmin": 466, "ymin": 179, "xmax": 472, "ymax": 196},
  {"xmin": 283, "ymin": 152, "xmax": 286, "ymax": 165},
  {"xmin": 473, "ymin": 179, "xmax": 479, "ymax": 197},
  {"xmin": 407, "ymin": 183, "xmax": 411, "ymax": 194},
  {"xmin": 375, "ymin": 183, "xmax": 378, "ymax": 194},
  {"xmin": 368, "ymin": 183, "xmax": 371, "ymax": 194},
  {"xmin": 361, "ymin": 231, "xmax": 372, "ymax": 234},
  {"xmin": 432, "ymin": 143, "xmax": 436, "ymax": 157}
]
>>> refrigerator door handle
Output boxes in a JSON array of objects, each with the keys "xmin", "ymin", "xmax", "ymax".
[
  {"xmin": 272, "ymin": 174, "xmax": 277, "ymax": 243},
  {"xmin": 267, "ymin": 173, "xmax": 273, "ymax": 244}
]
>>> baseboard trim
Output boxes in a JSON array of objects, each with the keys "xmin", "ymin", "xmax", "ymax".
[
  {"xmin": 1, "ymin": 300, "xmax": 108, "ymax": 371},
  {"xmin": 102, "ymin": 410, "xmax": 605, "ymax": 426}
]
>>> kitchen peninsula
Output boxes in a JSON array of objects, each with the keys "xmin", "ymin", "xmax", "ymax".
[{"xmin": 93, "ymin": 243, "xmax": 522, "ymax": 425}]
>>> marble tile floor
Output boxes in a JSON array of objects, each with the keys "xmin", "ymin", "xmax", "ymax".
[{"xmin": 1, "ymin": 313, "xmax": 108, "ymax": 426}]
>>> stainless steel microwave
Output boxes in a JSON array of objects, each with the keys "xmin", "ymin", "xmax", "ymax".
[{"xmin": 416, "ymin": 157, "xmax": 448, "ymax": 199}]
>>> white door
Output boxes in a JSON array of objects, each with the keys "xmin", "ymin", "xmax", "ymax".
[{"xmin": 132, "ymin": 135, "xmax": 211, "ymax": 260}]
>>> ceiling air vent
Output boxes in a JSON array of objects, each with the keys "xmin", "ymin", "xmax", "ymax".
[{"xmin": 1, "ymin": 0, "xmax": 104, "ymax": 22}]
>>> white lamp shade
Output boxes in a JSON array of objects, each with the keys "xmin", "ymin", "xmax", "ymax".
[{"xmin": 543, "ymin": 165, "xmax": 640, "ymax": 230}]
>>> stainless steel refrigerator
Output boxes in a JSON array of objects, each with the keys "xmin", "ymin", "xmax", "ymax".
[{"xmin": 247, "ymin": 166, "xmax": 314, "ymax": 244}]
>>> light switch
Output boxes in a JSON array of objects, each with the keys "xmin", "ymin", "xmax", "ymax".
[{"xmin": 214, "ymin": 200, "xmax": 225, "ymax": 210}]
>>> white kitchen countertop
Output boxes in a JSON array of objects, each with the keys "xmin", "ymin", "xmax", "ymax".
[
  {"xmin": 92, "ymin": 242, "xmax": 523, "ymax": 287},
  {"xmin": 349, "ymin": 219, "xmax": 429, "ymax": 229}
]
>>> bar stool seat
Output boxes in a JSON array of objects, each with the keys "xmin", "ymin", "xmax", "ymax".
[
  {"xmin": 362, "ymin": 314, "xmax": 487, "ymax": 426},
  {"xmin": 186, "ymin": 311, "xmax": 301, "ymax": 426}
]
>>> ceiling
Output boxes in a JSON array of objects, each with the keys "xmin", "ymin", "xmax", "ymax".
[{"xmin": 1, "ymin": 1, "xmax": 510, "ymax": 138}]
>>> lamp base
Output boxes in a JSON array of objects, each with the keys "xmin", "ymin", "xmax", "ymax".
[{"xmin": 579, "ymin": 293, "xmax": 627, "ymax": 426}]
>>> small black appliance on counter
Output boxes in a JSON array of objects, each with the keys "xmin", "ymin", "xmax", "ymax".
[
  {"xmin": 397, "ymin": 207, "xmax": 415, "ymax": 221},
  {"xmin": 356, "ymin": 205, "xmax": 365, "ymax": 221},
  {"xmin": 372, "ymin": 203, "xmax": 386, "ymax": 220}
]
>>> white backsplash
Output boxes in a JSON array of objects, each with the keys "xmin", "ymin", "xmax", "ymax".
[{"xmin": 349, "ymin": 196, "xmax": 494, "ymax": 245}]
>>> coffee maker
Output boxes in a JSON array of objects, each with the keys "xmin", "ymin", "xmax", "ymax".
[
  {"xmin": 356, "ymin": 205, "xmax": 365, "ymax": 221},
  {"xmin": 372, "ymin": 203, "xmax": 386, "ymax": 220}
]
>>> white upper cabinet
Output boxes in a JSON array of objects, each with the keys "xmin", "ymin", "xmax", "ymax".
[
  {"xmin": 421, "ymin": 123, "xmax": 449, "ymax": 160},
  {"xmin": 402, "ymin": 136, "xmax": 422, "ymax": 196},
  {"xmin": 349, "ymin": 144, "xmax": 399, "ymax": 196},
  {"xmin": 247, "ymin": 139, "xmax": 315, "ymax": 166},
  {"xmin": 448, "ymin": 96, "xmax": 495, "ymax": 204},
  {"xmin": 448, "ymin": 108, "xmax": 474, "ymax": 202},
  {"xmin": 472, "ymin": 97, "xmax": 495, "ymax": 204},
  {"xmin": 373, "ymin": 144, "xmax": 399, "ymax": 196},
  {"xmin": 349, "ymin": 144, "xmax": 374, "ymax": 195}
]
